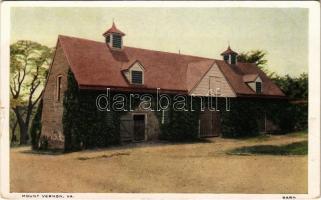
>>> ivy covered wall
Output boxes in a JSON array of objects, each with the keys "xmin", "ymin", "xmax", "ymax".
[
  {"xmin": 62, "ymin": 70, "xmax": 122, "ymax": 151},
  {"xmin": 60, "ymin": 70, "xmax": 307, "ymax": 151}
]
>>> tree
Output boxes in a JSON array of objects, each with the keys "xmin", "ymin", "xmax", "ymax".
[
  {"xmin": 272, "ymin": 73, "xmax": 308, "ymax": 100},
  {"xmin": 237, "ymin": 50, "xmax": 308, "ymax": 100},
  {"xmin": 10, "ymin": 41, "xmax": 53, "ymax": 145},
  {"xmin": 237, "ymin": 50, "xmax": 275, "ymax": 77}
]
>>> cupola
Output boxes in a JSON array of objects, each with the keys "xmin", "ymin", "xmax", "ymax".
[
  {"xmin": 103, "ymin": 22, "xmax": 125, "ymax": 50},
  {"xmin": 221, "ymin": 45, "xmax": 238, "ymax": 65}
]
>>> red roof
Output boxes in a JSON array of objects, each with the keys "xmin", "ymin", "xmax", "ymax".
[
  {"xmin": 58, "ymin": 35, "xmax": 285, "ymax": 98},
  {"xmin": 186, "ymin": 60, "xmax": 214, "ymax": 92},
  {"xmin": 243, "ymin": 74, "xmax": 259, "ymax": 82},
  {"xmin": 215, "ymin": 61, "xmax": 284, "ymax": 97},
  {"xmin": 102, "ymin": 22, "xmax": 125, "ymax": 36}
]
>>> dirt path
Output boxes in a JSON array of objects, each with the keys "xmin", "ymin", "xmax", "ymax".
[{"xmin": 10, "ymin": 134, "xmax": 307, "ymax": 193}]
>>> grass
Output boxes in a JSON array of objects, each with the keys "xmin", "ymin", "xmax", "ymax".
[
  {"xmin": 228, "ymin": 141, "xmax": 308, "ymax": 156},
  {"xmin": 246, "ymin": 134, "xmax": 271, "ymax": 142},
  {"xmin": 287, "ymin": 130, "xmax": 308, "ymax": 137}
]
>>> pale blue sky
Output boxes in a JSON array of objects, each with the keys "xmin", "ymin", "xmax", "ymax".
[{"xmin": 11, "ymin": 7, "xmax": 308, "ymax": 76}]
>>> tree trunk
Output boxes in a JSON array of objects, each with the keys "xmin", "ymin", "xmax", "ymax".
[
  {"xmin": 13, "ymin": 107, "xmax": 29, "ymax": 145},
  {"xmin": 11, "ymin": 121, "xmax": 18, "ymax": 145}
]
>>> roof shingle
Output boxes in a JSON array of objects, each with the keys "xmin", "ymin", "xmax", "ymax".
[{"xmin": 57, "ymin": 35, "xmax": 285, "ymax": 98}]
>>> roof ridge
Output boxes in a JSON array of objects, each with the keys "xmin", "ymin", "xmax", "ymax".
[
  {"xmin": 59, "ymin": 35, "xmax": 260, "ymax": 66},
  {"xmin": 58, "ymin": 34, "xmax": 217, "ymax": 61},
  {"xmin": 125, "ymin": 46, "xmax": 215, "ymax": 61},
  {"xmin": 58, "ymin": 35, "xmax": 104, "ymax": 45}
]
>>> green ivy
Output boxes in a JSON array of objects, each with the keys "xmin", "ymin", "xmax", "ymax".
[
  {"xmin": 62, "ymin": 70, "xmax": 307, "ymax": 149},
  {"xmin": 30, "ymin": 99, "xmax": 43, "ymax": 150},
  {"xmin": 62, "ymin": 70, "xmax": 142, "ymax": 151}
]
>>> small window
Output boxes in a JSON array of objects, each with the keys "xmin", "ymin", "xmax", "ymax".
[
  {"xmin": 56, "ymin": 76, "xmax": 62, "ymax": 101},
  {"xmin": 106, "ymin": 35, "xmax": 110, "ymax": 43},
  {"xmin": 256, "ymin": 82, "xmax": 262, "ymax": 94},
  {"xmin": 131, "ymin": 71, "xmax": 143, "ymax": 84},
  {"xmin": 223, "ymin": 55, "xmax": 229, "ymax": 61},
  {"xmin": 112, "ymin": 34, "xmax": 122, "ymax": 49},
  {"xmin": 230, "ymin": 55, "xmax": 237, "ymax": 65}
]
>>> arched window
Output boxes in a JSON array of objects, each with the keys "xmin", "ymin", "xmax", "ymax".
[{"xmin": 56, "ymin": 75, "xmax": 62, "ymax": 102}]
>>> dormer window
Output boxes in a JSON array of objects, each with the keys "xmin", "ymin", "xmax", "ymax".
[
  {"xmin": 122, "ymin": 60, "xmax": 145, "ymax": 85},
  {"xmin": 243, "ymin": 74, "xmax": 263, "ymax": 94},
  {"xmin": 131, "ymin": 71, "xmax": 143, "ymax": 84}
]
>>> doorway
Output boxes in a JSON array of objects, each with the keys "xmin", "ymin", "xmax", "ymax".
[
  {"xmin": 199, "ymin": 110, "xmax": 221, "ymax": 138},
  {"xmin": 133, "ymin": 114, "xmax": 146, "ymax": 142}
]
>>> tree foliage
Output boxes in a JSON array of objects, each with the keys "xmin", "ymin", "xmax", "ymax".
[
  {"xmin": 10, "ymin": 40, "xmax": 54, "ymax": 145},
  {"xmin": 238, "ymin": 50, "xmax": 267, "ymax": 68},
  {"xmin": 272, "ymin": 73, "xmax": 308, "ymax": 100},
  {"xmin": 238, "ymin": 50, "xmax": 308, "ymax": 100},
  {"xmin": 237, "ymin": 50, "xmax": 278, "ymax": 78}
]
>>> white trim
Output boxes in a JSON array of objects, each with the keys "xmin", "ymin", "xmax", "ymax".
[
  {"xmin": 189, "ymin": 63, "xmax": 237, "ymax": 97},
  {"xmin": 161, "ymin": 110, "xmax": 165, "ymax": 124}
]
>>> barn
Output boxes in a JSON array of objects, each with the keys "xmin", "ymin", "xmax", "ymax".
[{"xmin": 39, "ymin": 22, "xmax": 285, "ymax": 150}]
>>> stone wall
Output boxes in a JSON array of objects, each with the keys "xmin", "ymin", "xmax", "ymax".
[
  {"xmin": 119, "ymin": 104, "xmax": 161, "ymax": 142},
  {"xmin": 40, "ymin": 41, "xmax": 69, "ymax": 149}
]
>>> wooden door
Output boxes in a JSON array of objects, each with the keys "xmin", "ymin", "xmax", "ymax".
[
  {"xmin": 212, "ymin": 112, "xmax": 221, "ymax": 136},
  {"xmin": 120, "ymin": 115, "xmax": 133, "ymax": 142},
  {"xmin": 199, "ymin": 110, "xmax": 221, "ymax": 138},
  {"xmin": 133, "ymin": 115, "xmax": 145, "ymax": 141}
]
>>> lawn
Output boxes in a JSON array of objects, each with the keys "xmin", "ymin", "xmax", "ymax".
[{"xmin": 10, "ymin": 133, "xmax": 307, "ymax": 194}]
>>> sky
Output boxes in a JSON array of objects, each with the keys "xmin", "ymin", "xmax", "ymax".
[{"xmin": 11, "ymin": 7, "xmax": 308, "ymax": 76}]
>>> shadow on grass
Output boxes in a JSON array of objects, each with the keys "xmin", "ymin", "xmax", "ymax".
[
  {"xmin": 78, "ymin": 152, "xmax": 130, "ymax": 161},
  {"xmin": 222, "ymin": 133, "xmax": 270, "ymax": 140},
  {"xmin": 227, "ymin": 141, "xmax": 308, "ymax": 156},
  {"xmin": 20, "ymin": 149, "xmax": 65, "ymax": 156},
  {"xmin": 83, "ymin": 138, "xmax": 213, "ymax": 153},
  {"xmin": 17, "ymin": 138, "xmax": 213, "ymax": 156}
]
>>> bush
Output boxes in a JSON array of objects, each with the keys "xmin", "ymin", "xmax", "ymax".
[
  {"xmin": 221, "ymin": 98, "xmax": 307, "ymax": 137},
  {"xmin": 158, "ymin": 96, "xmax": 201, "ymax": 141},
  {"xmin": 38, "ymin": 135, "xmax": 49, "ymax": 150},
  {"xmin": 221, "ymin": 99, "xmax": 262, "ymax": 138}
]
